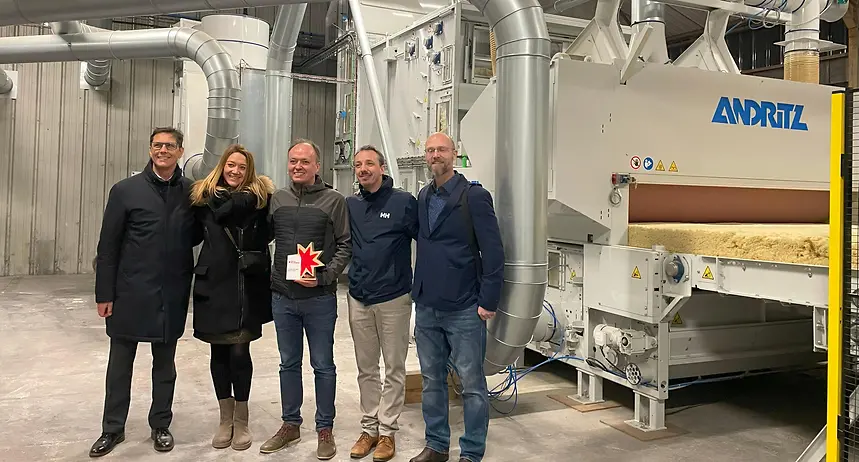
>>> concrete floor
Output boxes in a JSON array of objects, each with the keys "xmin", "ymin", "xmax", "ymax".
[{"xmin": 0, "ymin": 274, "xmax": 825, "ymax": 462}]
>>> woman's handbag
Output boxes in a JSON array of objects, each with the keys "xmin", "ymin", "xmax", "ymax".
[{"xmin": 223, "ymin": 227, "xmax": 269, "ymax": 273}]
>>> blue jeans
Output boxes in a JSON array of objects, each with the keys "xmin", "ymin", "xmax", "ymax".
[
  {"xmin": 272, "ymin": 291, "xmax": 338, "ymax": 431},
  {"xmin": 414, "ymin": 304, "xmax": 489, "ymax": 462}
]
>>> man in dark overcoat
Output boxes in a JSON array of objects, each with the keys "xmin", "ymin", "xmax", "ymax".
[{"xmin": 88, "ymin": 127, "xmax": 202, "ymax": 458}]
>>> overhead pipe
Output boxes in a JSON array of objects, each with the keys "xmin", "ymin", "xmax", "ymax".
[
  {"xmin": 0, "ymin": 28, "xmax": 241, "ymax": 180},
  {"xmin": 49, "ymin": 21, "xmax": 112, "ymax": 87},
  {"xmin": 469, "ymin": 0, "xmax": 551, "ymax": 374},
  {"xmin": 347, "ymin": 0, "xmax": 398, "ymax": 187},
  {"xmin": 264, "ymin": 4, "xmax": 308, "ymax": 189},
  {"xmin": 0, "ymin": 0, "xmax": 329, "ymax": 26}
]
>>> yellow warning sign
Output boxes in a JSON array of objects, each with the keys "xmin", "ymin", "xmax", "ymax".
[
  {"xmin": 702, "ymin": 266, "xmax": 714, "ymax": 280},
  {"xmin": 631, "ymin": 266, "xmax": 641, "ymax": 279},
  {"xmin": 668, "ymin": 161, "xmax": 678, "ymax": 172},
  {"xmin": 570, "ymin": 270, "xmax": 577, "ymax": 279},
  {"xmin": 671, "ymin": 313, "xmax": 683, "ymax": 326},
  {"xmin": 655, "ymin": 160, "xmax": 665, "ymax": 171}
]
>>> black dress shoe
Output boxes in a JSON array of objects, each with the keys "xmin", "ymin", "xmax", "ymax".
[
  {"xmin": 409, "ymin": 447, "xmax": 449, "ymax": 462},
  {"xmin": 151, "ymin": 427, "xmax": 174, "ymax": 452},
  {"xmin": 89, "ymin": 432, "xmax": 125, "ymax": 458}
]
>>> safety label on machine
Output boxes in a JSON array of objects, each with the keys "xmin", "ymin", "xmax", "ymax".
[
  {"xmin": 643, "ymin": 157, "xmax": 654, "ymax": 170},
  {"xmin": 671, "ymin": 313, "xmax": 684, "ymax": 326},
  {"xmin": 669, "ymin": 161, "xmax": 678, "ymax": 172},
  {"xmin": 569, "ymin": 270, "xmax": 577, "ymax": 280},
  {"xmin": 655, "ymin": 160, "xmax": 665, "ymax": 171},
  {"xmin": 630, "ymin": 156, "xmax": 641, "ymax": 169},
  {"xmin": 702, "ymin": 266, "xmax": 714, "ymax": 280},
  {"xmin": 631, "ymin": 266, "xmax": 641, "ymax": 279}
]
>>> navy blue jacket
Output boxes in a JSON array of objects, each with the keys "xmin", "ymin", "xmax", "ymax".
[
  {"xmin": 413, "ymin": 172, "xmax": 504, "ymax": 312},
  {"xmin": 346, "ymin": 175, "xmax": 419, "ymax": 306}
]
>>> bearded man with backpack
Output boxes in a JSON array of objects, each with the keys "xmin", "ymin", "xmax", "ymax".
[{"xmin": 408, "ymin": 132, "xmax": 505, "ymax": 462}]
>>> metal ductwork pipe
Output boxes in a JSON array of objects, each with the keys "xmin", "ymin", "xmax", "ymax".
[
  {"xmin": 469, "ymin": 0, "xmax": 551, "ymax": 374},
  {"xmin": 264, "ymin": 4, "xmax": 308, "ymax": 188},
  {"xmin": 347, "ymin": 0, "xmax": 398, "ymax": 186},
  {"xmin": 630, "ymin": 0, "xmax": 669, "ymax": 64},
  {"xmin": 0, "ymin": 69, "xmax": 12, "ymax": 94},
  {"xmin": 0, "ymin": 28, "xmax": 241, "ymax": 180},
  {"xmin": 49, "ymin": 21, "xmax": 112, "ymax": 87},
  {"xmin": 0, "ymin": 0, "xmax": 329, "ymax": 26}
]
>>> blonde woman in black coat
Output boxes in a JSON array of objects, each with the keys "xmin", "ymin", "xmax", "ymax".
[{"xmin": 189, "ymin": 144, "xmax": 274, "ymax": 451}]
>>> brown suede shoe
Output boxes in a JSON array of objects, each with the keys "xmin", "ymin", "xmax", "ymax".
[
  {"xmin": 317, "ymin": 428, "xmax": 337, "ymax": 460},
  {"xmin": 259, "ymin": 423, "xmax": 300, "ymax": 454},
  {"xmin": 350, "ymin": 432, "xmax": 378, "ymax": 458},
  {"xmin": 409, "ymin": 447, "xmax": 449, "ymax": 462},
  {"xmin": 373, "ymin": 435, "xmax": 395, "ymax": 461}
]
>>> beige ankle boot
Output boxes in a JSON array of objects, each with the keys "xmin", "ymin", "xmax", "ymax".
[
  {"xmin": 231, "ymin": 400, "xmax": 252, "ymax": 451},
  {"xmin": 212, "ymin": 398, "xmax": 235, "ymax": 449}
]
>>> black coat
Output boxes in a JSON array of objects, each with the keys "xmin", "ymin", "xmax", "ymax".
[
  {"xmin": 95, "ymin": 161, "xmax": 202, "ymax": 343},
  {"xmin": 191, "ymin": 184, "xmax": 274, "ymax": 339}
]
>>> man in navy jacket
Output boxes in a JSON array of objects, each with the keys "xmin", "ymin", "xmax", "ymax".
[
  {"xmin": 408, "ymin": 132, "xmax": 504, "ymax": 462},
  {"xmin": 346, "ymin": 145, "xmax": 418, "ymax": 462}
]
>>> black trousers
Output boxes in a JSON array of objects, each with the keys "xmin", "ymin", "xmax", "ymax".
[{"xmin": 101, "ymin": 337, "xmax": 178, "ymax": 434}]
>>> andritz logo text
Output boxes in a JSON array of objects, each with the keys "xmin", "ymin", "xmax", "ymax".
[{"xmin": 711, "ymin": 96, "xmax": 808, "ymax": 131}]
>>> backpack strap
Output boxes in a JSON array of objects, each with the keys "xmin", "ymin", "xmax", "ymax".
[{"xmin": 459, "ymin": 181, "xmax": 483, "ymax": 281}]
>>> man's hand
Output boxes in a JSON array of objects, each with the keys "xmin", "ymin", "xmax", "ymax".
[
  {"xmin": 97, "ymin": 302, "xmax": 114, "ymax": 318},
  {"xmin": 295, "ymin": 278, "xmax": 318, "ymax": 288},
  {"xmin": 478, "ymin": 306, "xmax": 494, "ymax": 321}
]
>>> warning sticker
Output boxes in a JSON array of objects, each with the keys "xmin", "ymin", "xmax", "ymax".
[
  {"xmin": 669, "ymin": 161, "xmax": 678, "ymax": 172},
  {"xmin": 631, "ymin": 266, "xmax": 641, "ymax": 279},
  {"xmin": 702, "ymin": 266, "xmax": 714, "ymax": 280},
  {"xmin": 655, "ymin": 160, "xmax": 665, "ymax": 171},
  {"xmin": 570, "ymin": 270, "xmax": 577, "ymax": 280},
  {"xmin": 671, "ymin": 313, "xmax": 683, "ymax": 326}
]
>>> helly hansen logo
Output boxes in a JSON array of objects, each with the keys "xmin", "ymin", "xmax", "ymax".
[{"xmin": 380, "ymin": 212, "xmax": 390, "ymax": 219}]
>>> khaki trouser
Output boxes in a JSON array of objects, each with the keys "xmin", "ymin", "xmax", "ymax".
[{"xmin": 347, "ymin": 292, "xmax": 412, "ymax": 437}]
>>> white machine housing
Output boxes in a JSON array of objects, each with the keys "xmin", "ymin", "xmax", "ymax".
[
  {"xmin": 461, "ymin": 56, "xmax": 833, "ymax": 433},
  {"xmin": 462, "ymin": 56, "xmax": 833, "ymax": 245},
  {"xmin": 349, "ymin": 0, "xmax": 835, "ymax": 438},
  {"xmin": 346, "ymin": 2, "xmax": 632, "ymax": 196}
]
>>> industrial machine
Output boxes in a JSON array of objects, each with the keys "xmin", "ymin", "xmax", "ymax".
[{"xmin": 349, "ymin": 0, "xmax": 846, "ymax": 440}]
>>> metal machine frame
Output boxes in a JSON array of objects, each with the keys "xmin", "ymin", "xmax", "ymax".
[
  {"xmin": 345, "ymin": 0, "xmax": 847, "ymax": 444},
  {"xmin": 817, "ymin": 89, "xmax": 854, "ymax": 462}
]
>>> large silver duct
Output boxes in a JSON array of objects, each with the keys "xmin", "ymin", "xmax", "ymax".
[
  {"xmin": 49, "ymin": 21, "xmax": 112, "ymax": 87},
  {"xmin": 471, "ymin": 0, "xmax": 550, "ymax": 373},
  {"xmin": 347, "ymin": 0, "xmax": 398, "ymax": 186},
  {"xmin": 264, "ymin": 4, "xmax": 307, "ymax": 188},
  {"xmin": 0, "ymin": 28, "xmax": 240, "ymax": 180},
  {"xmin": 0, "ymin": 0, "xmax": 329, "ymax": 26}
]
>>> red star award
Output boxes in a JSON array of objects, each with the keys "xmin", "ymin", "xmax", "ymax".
[{"xmin": 286, "ymin": 242, "xmax": 325, "ymax": 280}]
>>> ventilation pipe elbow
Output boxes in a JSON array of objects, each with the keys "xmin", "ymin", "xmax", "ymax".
[
  {"xmin": 264, "ymin": 4, "xmax": 308, "ymax": 188},
  {"xmin": 173, "ymin": 28, "xmax": 242, "ymax": 180},
  {"xmin": 0, "ymin": 27, "xmax": 239, "ymax": 179},
  {"xmin": 0, "ymin": 69, "xmax": 12, "ymax": 94},
  {"xmin": 49, "ymin": 21, "xmax": 112, "ymax": 87},
  {"xmin": 470, "ymin": 0, "xmax": 551, "ymax": 374}
]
